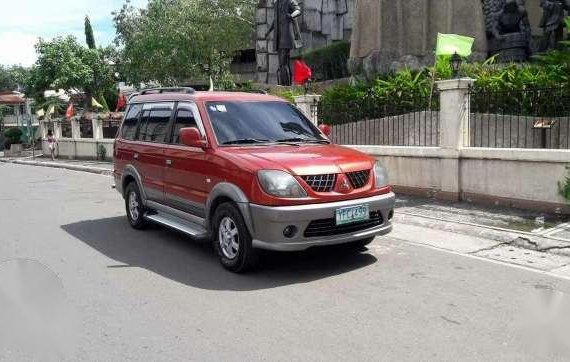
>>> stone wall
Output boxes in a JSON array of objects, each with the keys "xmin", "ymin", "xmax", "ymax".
[
  {"xmin": 256, "ymin": 0, "xmax": 355, "ymax": 84},
  {"xmin": 349, "ymin": 0, "xmax": 488, "ymax": 79}
]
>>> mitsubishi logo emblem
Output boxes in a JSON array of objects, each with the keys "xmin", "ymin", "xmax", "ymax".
[{"xmin": 340, "ymin": 178, "xmax": 350, "ymax": 191}]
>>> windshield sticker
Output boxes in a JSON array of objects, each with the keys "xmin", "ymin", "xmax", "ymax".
[{"xmin": 209, "ymin": 104, "xmax": 227, "ymax": 112}]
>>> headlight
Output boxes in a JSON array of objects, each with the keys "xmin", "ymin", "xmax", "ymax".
[
  {"xmin": 374, "ymin": 161, "xmax": 389, "ymax": 188},
  {"xmin": 257, "ymin": 170, "xmax": 307, "ymax": 198}
]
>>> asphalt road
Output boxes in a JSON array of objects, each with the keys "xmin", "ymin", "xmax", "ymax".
[{"xmin": 1, "ymin": 163, "xmax": 570, "ymax": 361}]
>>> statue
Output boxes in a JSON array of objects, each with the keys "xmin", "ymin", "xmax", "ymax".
[
  {"xmin": 539, "ymin": 0, "xmax": 570, "ymax": 51},
  {"xmin": 483, "ymin": 0, "xmax": 531, "ymax": 62},
  {"xmin": 265, "ymin": 0, "xmax": 303, "ymax": 86}
]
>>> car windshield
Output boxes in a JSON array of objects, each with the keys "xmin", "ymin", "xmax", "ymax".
[{"xmin": 205, "ymin": 101, "xmax": 328, "ymax": 145}]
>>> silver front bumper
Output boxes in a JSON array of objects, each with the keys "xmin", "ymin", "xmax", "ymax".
[{"xmin": 248, "ymin": 192, "xmax": 395, "ymax": 251}]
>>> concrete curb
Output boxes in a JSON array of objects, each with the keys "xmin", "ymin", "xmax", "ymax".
[
  {"xmin": 395, "ymin": 213, "xmax": 570, "ymax": 257},
  {"xmin": 0, "ymin": 158, "xmax": 112, "ymax": 176}
]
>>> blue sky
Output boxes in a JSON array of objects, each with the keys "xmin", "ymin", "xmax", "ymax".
[{"xmin": 0, "ymin": 0, "xmax": 148, "ymax": 66}]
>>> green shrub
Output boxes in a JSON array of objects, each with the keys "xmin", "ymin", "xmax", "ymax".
[
  {"xmin": 293, "ymin": 41, "xmax": 350, "ymax": 81},
  {"xmin": 4, "ymin": 128, "xmax": 23, "ymax": 144},
  {"xmin": 97, "ymin": 144, "xmax": 107, "ymax": 161},
  {"xmin": 560, "ymin": 165, "xmax": 570, "ymax": 202},
  {"xmin": 319, "ymin": 45, "xmax": 570, "ymax": 125}
]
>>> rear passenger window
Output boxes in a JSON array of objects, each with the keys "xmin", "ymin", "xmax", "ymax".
[
  {"xmin": 138, "ymin": 106, "xmax": 172, "ymax": 143},
  {"xmin": 121, "ymin": 104, "xmax": 142, "ymax": 140},
  {"xmin": 172, "ymin": 109, "xmax": 198, "ymax": 144}
]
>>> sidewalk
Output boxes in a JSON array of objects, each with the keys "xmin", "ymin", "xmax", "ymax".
[
  {"xmin": 395, "ymin": 195, "xmax": 570, "ymax": 255},
  {"xmin": 0, "ymin": 152, "xmax": 112, "ymax": 175}
]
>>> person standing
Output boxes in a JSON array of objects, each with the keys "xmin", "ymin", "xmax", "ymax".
[
  {"xmin": 265, "ymin": 0, "xmax": 303, "ymax": 86},
  {"xmin": 47, "ymin": 130, "xmax": 57, "ymax": 160}
]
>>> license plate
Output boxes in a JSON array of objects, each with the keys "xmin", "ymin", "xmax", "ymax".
[{"xmin": 335, "ymin": 205, "xmax": 370, "ymax": 225}]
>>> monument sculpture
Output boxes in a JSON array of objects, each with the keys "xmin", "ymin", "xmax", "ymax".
[
  {"xmin": 256, "ymin": 0, "xmax": 354, "ymax": 84},
  {"xmin": 483, "ymin": 0, "xmax": 532, "ymax": 61},
  {"xmin": 539, "ymin": 0, "xmax": 570, "ymax": 51},
  {"xmin": 265, "ymin": 0, "xmax": 303, "ymax": 85},
  {"xmin": 348, "ymin": 0, "xmax": 488, "ymax": 79}
]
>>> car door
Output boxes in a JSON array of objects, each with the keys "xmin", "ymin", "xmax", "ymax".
[
  {"xmin": 163, "ymin": 102, "xmax": 209, "ymax": 218},
  {"xmin": 135, "ymin": 102, "xmax": 174, "ymax": 202}
]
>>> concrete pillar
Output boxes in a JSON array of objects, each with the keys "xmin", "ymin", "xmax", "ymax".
[
  {"xmin": 435, "ymin": 78, "xmax": 474, "ymax": 201},
  {"xmin": 436, "ymin": 78, "xmax": 474, "ymax": 149},
  {"xmin": 39, "ymin": 120, "xmax": 48, "ymax": 139},
  {"xmin": 71, "ymin": 118, "xmax": 81, "ymax": 139},
  {"xmin": 293, "ymin": 94, "xmax": 322, "ymax": 125},
  {"xmin": 92, "ymin": 118, "xmax": 103, "ymax": 140},
  {"xmin": 53, "ymin": 119, "xmax": 62, "ymax": 139}
]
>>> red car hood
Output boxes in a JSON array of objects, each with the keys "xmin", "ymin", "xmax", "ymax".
[{"xmin": 222, "ymin": 144, "xmax": 374, "ymax": 175}]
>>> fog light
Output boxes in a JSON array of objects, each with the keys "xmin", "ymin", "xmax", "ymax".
[
  {"xmin": 388, "ymin": 210, "xmax": 394, "ymax": 220},
  {"xmin": 283, "ymin": 225, "xmax": 298, "ymax": 238}
]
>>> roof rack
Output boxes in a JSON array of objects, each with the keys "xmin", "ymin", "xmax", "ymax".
[
  {"xmin": 224, "ymin": 89, "xmax": 268, "ymax": 94},
  {"xmin": 139, "ymin": 87, "xmax": 196, "ymax": 95}
]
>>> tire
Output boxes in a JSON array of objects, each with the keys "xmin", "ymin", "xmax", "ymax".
[
  {"xmin": 125, "ymin": 182, "xmax": 147, "ymax": 230},
  {"xmin": 212, "ymin": 202, "xmax": 259, "ymax": 273}
]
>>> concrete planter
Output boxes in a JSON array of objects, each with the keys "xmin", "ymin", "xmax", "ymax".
[{"xmin": 5, "ymin": 143, "xmax": 23, "ymax": 157}]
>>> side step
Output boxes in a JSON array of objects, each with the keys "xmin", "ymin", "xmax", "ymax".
[{"xmin": 144, "ymin": 212, "xmax": 209, "ymax": 238}]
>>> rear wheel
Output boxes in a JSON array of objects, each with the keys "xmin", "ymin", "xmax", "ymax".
[
  {"xmin": 212, "ymin": 202, "xmax": 258, "ymax": 273},
  {"xmin": 125, "ymin": 182, "xmax": 147, "ymax": 230}
]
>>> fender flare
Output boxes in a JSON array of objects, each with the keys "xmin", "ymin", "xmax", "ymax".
[
  {"xmin": 206, "ymin": 182, "xmax": 254, "ymax": 234},
  {"xmin": 121, "ymin": 164, "xmax": 148, "ymax": 205}
]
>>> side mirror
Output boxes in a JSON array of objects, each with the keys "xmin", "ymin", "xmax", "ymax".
[
  {"xmin": 179, "ymin": 127, "xmax": 207, "ymax": 149},
  {"xmin": 318, "ymin": 123, "xmax": 331, "ymax": 137}
]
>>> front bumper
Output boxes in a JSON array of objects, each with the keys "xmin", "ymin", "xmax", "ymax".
[{"xmin": 248, "ymin": 192, "xmax": 395, "ymax": 251}]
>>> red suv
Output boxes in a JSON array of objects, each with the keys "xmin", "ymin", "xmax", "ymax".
[{"xmin": 113, "ymin": 87, "xmax": 394, "ymax": 272}]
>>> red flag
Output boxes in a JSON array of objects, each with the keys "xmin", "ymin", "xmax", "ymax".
[
  {"xmin": 115, "ymin": 91, "xmax": 126, "ymax": 112},
  {"xmin": 65, "ymin": 102, "xmax": 74, "ymax": 119},
  {"xmin": 293, "ymin": 60, "xmax": 312, "ymax": 85}
]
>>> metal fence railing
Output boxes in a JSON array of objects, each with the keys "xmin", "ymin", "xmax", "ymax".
[
  {"xmin": 61, "ymin": 121, "xmax": 72, "ymax": 138},
  {"xmin": 102, "ymin": 119, "xmax": 121, "ymax": 139},
  {"xmin": 468, "ymin": 87, "xmax": 570, "ymax": 149},
  {"xmin": 320, "ymin": 91, "xmax": 440, "ymax": 146},
  {"xmin": 79, "ymin": 119, "xmax": 93, "ymax": 138}
]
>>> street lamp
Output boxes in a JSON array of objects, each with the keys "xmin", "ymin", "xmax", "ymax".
[{"xmin": 450, "ymin": 52, "xmax": 462, "ymax": 79}]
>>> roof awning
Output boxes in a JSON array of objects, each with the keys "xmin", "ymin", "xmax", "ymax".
[{"xmin": 0, "ymin": 92, "xmax": 25, "ymax": 105}]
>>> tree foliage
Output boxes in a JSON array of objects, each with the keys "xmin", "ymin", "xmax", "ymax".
[
  {"xmin": 85, "ymin": 16, "xmax": 96, "ymax": 49},
  {"xmin": 113, "ymin": 0, "xmax": 256, "ymax": 86},
  {"xmin": 26, "ymin": 36, "xmax": 114, "ymax": 110},
  {"xmin": 0, "ymin": 65, "xmax": 32, "ymax": 91}
]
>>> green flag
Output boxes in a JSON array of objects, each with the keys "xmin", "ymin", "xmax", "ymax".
[{"xmin": 435, "ymin": 33, "xmax": 475, "ymax": 57}]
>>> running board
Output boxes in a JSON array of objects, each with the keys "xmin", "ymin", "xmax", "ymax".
[{"xmin": 144, "ymin": 212, "xmax": 209, "ymax": 238}]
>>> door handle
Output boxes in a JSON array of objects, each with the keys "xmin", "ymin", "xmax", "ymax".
[
  {"xmin": 165, "ymin": 159, "xmax": 172, "ymax": 166},
  {"xmin": 133, "ymin": 153, "xmax": 139, "ymax": 160}
]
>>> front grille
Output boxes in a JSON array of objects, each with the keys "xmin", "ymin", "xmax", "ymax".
[
  {"xmin": 301, "ymin": 174, "xmax": 336, "ymax": 192},
  {"xmin": 304, "ymin": 211, "xmax": 383, "ymax": 238},
  {"xmin": 346, "ymin": 170, "xmax": 371, "ymax": 189}
]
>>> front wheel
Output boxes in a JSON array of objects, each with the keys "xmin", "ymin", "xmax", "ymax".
[{"xmin": 212, "ymin": 202, "xmax": 258, "ymax": 273}]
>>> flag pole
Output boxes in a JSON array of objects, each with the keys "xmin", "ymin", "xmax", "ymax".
[{"xmin": 428, "ymin": 53, "xmax": 437, "ymax": 112}]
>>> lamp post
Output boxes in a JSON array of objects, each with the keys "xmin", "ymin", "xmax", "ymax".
[{"xmin": 450, "ymin": 52, "xmax": 462, "ymax": 79}]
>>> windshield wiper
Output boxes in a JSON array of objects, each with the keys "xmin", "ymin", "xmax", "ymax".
[
  {"xmin": 276, "ymin": 138, "xmax": 330, "ymax": 144},
  {"xmin": 223, "ymin": 138, "xmax": 270, "ymax": 145}
]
